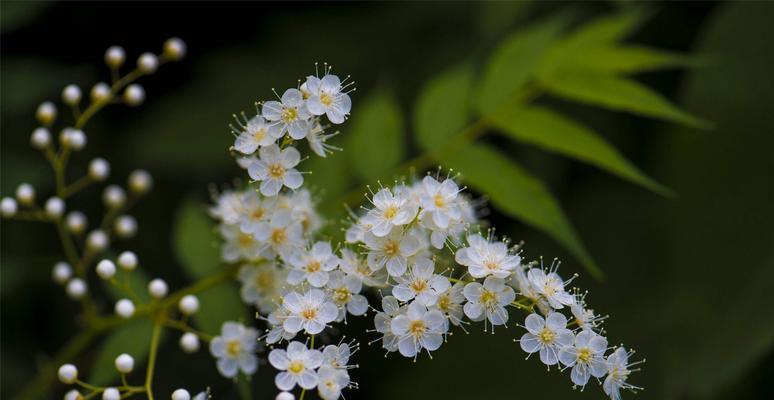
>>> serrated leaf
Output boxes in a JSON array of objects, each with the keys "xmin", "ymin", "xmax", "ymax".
[
  {"xmin": 566, "ymin": 46, "xmax": 704, "ymax": 74},
  {"xmin": 489, "ymin": 105, "xmax": 672, "ymax": 196},
  {"xmin": 541, "ymin": 71, "xmax": 711, "ymax": 129},
  {"xmin": 345, "ymin": 91, "xmax": 404, "ymax": 182},
  {"xmin": 88, "ymin": 319, "xmax": 159, "ymax": 386},
  {"xmin": 415, "ymin": 66, "xmax": 473, "ymax": 150},
  {"xmin": 476, "ymin": 16, "xmax": 567, "ymax": 114},
  {"xmin": 444, "ymin": 144, "xmax": 602, "ymax": 278}
]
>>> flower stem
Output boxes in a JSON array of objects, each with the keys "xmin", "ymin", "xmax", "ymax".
[{"xmin": 144, "ymin": 315, "xmax": 164, "ymax": 400}]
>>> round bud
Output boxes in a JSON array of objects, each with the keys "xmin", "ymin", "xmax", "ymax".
[
  {"xmin": 105, "ymin": 46, "xmax": 126, "ymax": 69},
  {"xmin": 88, "ymin": 158, "xmax": 111, "ymax": 181},
  {"xmin": 60, "ymin": 128, "xmax": 87, "ymax": 151},
  {"xmin": 96, "ymin": 259, "xmax": 117, "ymax": 280},
  {"xmin": 179, "ymin": 332, "xmax": 200, "ymax": 354},
  {"xmin": 276, "ymin": 392, "xmax": 295, "ymax": 400},
  {"xmin": 62, "ymin": 85, "xmax": 82, "ymax": 106},
  {"xmin": 117, "ymin": 251, "xmax": 138, "ymax": 270},
  {"xmin": 114, "ymin": 353, "xmax": 135, "ymax": 373},
  {"xmin": 123, "ymin": 84, "xmax": 145, "ymax": 106},
  {"xmin": 65, "ymin": 211, "xmax": 87, "ymax": 234},
  {"xmin": 148, "ymin": 278, "xmax": 168, "ymax": 299},
  {"xmin": 102, "ymin": 388, "xmax": 120, "ymax": 400},
  {"xmin": 128, "ymin": 169, "xmax": 153, "ymax": 194},
  {"xmin": 57, "ymin": 364, "xmax": 78, "ymax": 384},
  {"xmin": 45, "ymin": 197, "xmax": 65, "ymax": 219},
  {"xmin": 66, "ymin": 278, "xmax": 87, "ymax": 299},
  {"xmin": 114, "ymin": 215, "xmax": 137, "ymax": 238},
  {"xmin": 36, "ymin": 101, "xmax": 57, "ymax": 126},
  {"xmin": 115, "ymin": 299, "xmax": 135, "ymax": 319},
  {"xmin": 1, "ymin": 197, "xmax": 18, "ymax": 217},
  {"xmin": 163, "ymin": 38, "xmax": 187, "ymax": 61},
  {"xmin": 52, "ymin": 261, "xmax": 73, "ymax": 284},
  {"xmin": 137, "ymin": 53, "xmax": 158, "ymax": 74},
  {"xmin": 31, "ymin": 127, "xmax": 52, "ymax": 149},
  {"xmin": 91, "ymin": 82, "xmax": 112, "ymax": 103},
  {"xmin": 178, "ymin": 295, "xmax": 199, "ymax": 315},
  {"xmin": 64, "ymin": 389, "xmax": 82, "ymax": 400},
  {"xmin": 171, "ymin": 389, "xmax": 190, "ymax": 400},
  {"xmin": 15, "ymin": 183, "xmax": 35, "ymax": 206},
  {"xmin": 87, "ymin": 230, "xmax": 109, "ymax": 252},
  {"xmin": 103, "ymin": 185, "xmax": 126, "ymax": 208}
]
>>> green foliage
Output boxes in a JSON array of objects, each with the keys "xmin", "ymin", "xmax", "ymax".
[
  {"xmin": 103, "ymin": 267, "xmax": 152, "ymax": 304},
  {"xmin": 345, "ymin": 91, "xmax": 405, "ymax": 183},
  {"xmin": 88, "ymin": 318, "xmax": 159, "ymax": 386},
  {"xmin": 173, "ymin": 199, "xmax": 249, "ymax": 334},
  {"xmin": 415, "ymin": 65, "xmax": 473, "ymax": 150}
]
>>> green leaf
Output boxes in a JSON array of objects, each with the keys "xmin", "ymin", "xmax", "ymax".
[
  {"xmin": 444, "ymin": 144, "xmax": 602, "ymax": 278},
  {"xmin": 476, "ymin": 16, "xmax": 566, "ymax": 114},
  {"xmin": 489, "ymin": 105, "xmax": 672, "ymax": 196},
  {"xmin": 560, "ymin": 7, "xmax": 650, "ymax": 49},
  {"xmin": 88, "ymin": 319, "xmax": 159, "ymax": 386},
  {"xmin": 561, "ymin": 45, "xmax": 704, "ymax": 74},
  {"xmin": 345, "ymin": 91, "xmax": 404, "ymax": 182},
  {"xmin": 415, "ymin": 65, "xmax": 473, "ymax": 150},
  {"xmin": 541, "ymin": 71, "xmax": 712, "ymax": 129},
  {"xmin": 195, "ymin": 282, "xmax": 250, "ymax": 334}
]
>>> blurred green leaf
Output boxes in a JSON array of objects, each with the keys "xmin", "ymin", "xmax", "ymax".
[
  {"xmin": 444, "ymin": 144, "xmax": 602, "ymax": 278},
  {"xmin": 541, "ymin": 71, "xmax": 711, "ymax": 129},
  {"xmin": 103, "ymin": 268, "xmax": 152, "ymax": 304},
  {"xmin": 345, "ymin": 91, "xmax": 404, "ymax": 182},
  {"xmin": 0, "ymin": 2, "xmax": 51, "ymax": 33},
  {"xmin": 305, "ymin": 151, "xmax": 351, "ymax": 213},
  {"xmin": 476, "ymin": 16, "xmax": 566, "ymax": 114},
  {"xmin": 560, "ymin": 7, "xmax": 649, "ymax": 48},
  {"xmin": 88, "ymin": 318, "xmax": 158, "ymax": 386},
  {"xmin": 490, "ymin": 105, "xmax": 671, "ymax": 196},
  {"xmin": 562, "ymin": 45, "xmax": 704, "ymax": 74},
  {"xmin": 415, "ymin": 65, "xmax": 473, "ymax": 150}
]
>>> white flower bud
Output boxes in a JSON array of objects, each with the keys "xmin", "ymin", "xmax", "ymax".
[
  {"xmin": 64, "ymin": 389, "xmax": 82, "ymax": 400},
  {"xmin": 65, "ymin": 211, "xmax": 87, "ymax": 234},
  {"xmin": 148, "ymin": 278, "xmax": 168, "ymax": 299},
  {"xmin": 57, "ymin": 364, "xmax": 78, "ymax": 384},
  {"xmin": 31, "ymin": 127, "xmax": 52, "ymax": 149},
  {"xmin": 15, "ymin": 183, "xmax": 35, "ymax": 206},
  {"xmin": 276, "ymin": 392, "xmax": 295, "ymax": 400},
  {"xmin": 114, "ymin": 215, "xmax": 137, "ymax": 238},
  {"xmin": 117, "ymin": 251, "xmax": 138, "ymax": 270},
  {"xmin": 128, "ymin": 169, "xmax": 153, "ymax": 194},
  {"xmin": 171, "ymin": 389, "xmax": 191, "ymax": 400},
  {"xmin": 87, "ymin": 230, "xmax": 109, "ymax": 252},
  {"xmin": 115, "ymin": 299, "xmax": 135, "ymax": 319},
  {"xmin": 36, "ymin": 101, "xmax": 57, "ymax": 126},
  {"xmin": 178, "ymin": 295, "xmax": 199, "ymax": 315},
  {"xmin": 137, "ymin": 53, "xmax": 158, "ymax": 74},
  {"xmin": 1, "ymin": 197, "xmax": 17, "ymax": 217},
  {"xmin": 114, "ymin": 353, "xmax": 135, "ymax": 373},
  {"xmin": 52, "ymin": 261, "xmax": 73, "ymax": 284},
  {"xmin": 45, "ymin": 197, "xmax": 65, "ymax": 219},
  {"xmin": 179, "ymin": 332, "xmax": 199, "ymax": 353},
  {"xmin": 62, "ymin": 85, "xmax": 82, "ymax": 106},
  {"xmin": 91, "ymin": 82, "xmax": 112, "ymax": 103},
  {"xmin": 163, "ymin": 38, "xmax": 187, "ymax": 61},
  {"xmin": 60, "ymin": 128, "xmax": 86, "ymax": 150},
  {"xmin": 105, "ymin": 46, "xmax": 126, "ymax": 69},
  {"xmin": 96, "ymin": 259, "xmax": 117, "ymax": 280},
  {"xmin": 66, "ymin": 278, "xmax": 87, "ymax": 299},
  {"xmin": 102, "ymin": 388, "xmax": 120, "ymax": 400},
  {"xmin": 88, "ymin": 158, "xmax": 111, "ymax": 181},
  {"xmin": 123, "ymin": 84, "xmax": 145, "ymax": 106},
  {"xmin": 103, "ymin": 185, "xmax": 126, "ymax": 208}
]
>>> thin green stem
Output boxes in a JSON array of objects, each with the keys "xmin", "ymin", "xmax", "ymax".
[
  {"xmin": 63, "ymin": 175, "xmax": 95, "ymax": 198},
  {"xmin": 144, "ymin": 316, "xmax": 163, "ymax": 400}
]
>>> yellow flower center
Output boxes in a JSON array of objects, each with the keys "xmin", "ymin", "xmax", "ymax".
[
  {"xmin": 306, "ymin": 260, "xmax": 321, "ymax": 273},
  {"xmin": 383, "ymin": 240, "xmax": 399, "ymax": 257},
  {"xmin": 538, "ymin": 327, "xmax": 556, "ymax": 344},
  {"xmin": 268, "ymin": 163, "xmax": 285, "ymax": 179},
  {"xmin": 288, "ymin": 360, "xmax": 304, "ymax": 374},
  {"xmin": 320, "ymin": 92, "xmax": 333, "ymax": 107},
  {"xmin": 251, "ymin": 207, "xmax": 265, "ymax": 220},
  {"xmin": 383, "ymin": 206, "xmax": 398, "ymax": 219},
  {"xmin": 578, "ymin": 348, "xmax": 593, "ymax": 363},
  {"xmin": 433, "ymin": 194, "xmax": 445, "ymax": 208},
  {"xmin": 226, "ymin": 340, "xmax": 242, "ymax": 357},
  {"xmin": 270, "ymin": 228, "xmax": 286, "ymax": 245},
  {"xmin": 437, "ymin": 294, "xmax": 451, "ymax": 312},
  {"xmin": 238, "ymin": 233, "xmax": 254, "ymax": 247},
  {"xmin": 253, "ymin": 128, "xmax": 266, "ymax": 141},
  {"xmin": 281, "ymin": 107, "xmax": 298, "ymax": 123},
  {"xmin": 333, "ymin": 287, "xmax": 351, "ymax": 304},
  {"xmin": 255, "ymin": 270, "xmax": 274, "ymax": 290},
  {"xmin": 410, "ymin": 279, "xmax": 428, "ymax": 293},
  {"xmin": 485, "ymin": 260, "xmax": 499, "ymax": 270},
  {"xmin": 480, "ymin": 289, "xmax": 497, "ymax": 307},
  {"xmin": 409, "ymin": 320, "xmax": 426, "ymax": 337},
  {"xmin": 301, "ymin": 308, "xmax": 317, "ymax": 321}
]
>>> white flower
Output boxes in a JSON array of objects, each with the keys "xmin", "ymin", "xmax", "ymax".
[
  {"xmin": 288, "ymin": 189, "xmax": 322, "ymax": 234},
  {"xmin": 253, "ymin": 210, "xmax": 304, "ymax": 261},
  {"xmin": 570, "ymin": 293, "xmax": 604, "ymax": 331},
  {"xmin": 248, "ymin": 145, "xmax": 303, "ymax": 196},
  {"xmin": 317, "ymin": 366, "xmax": 350, "ymax": 400},
  {"xmin": 321, "ymin": 342, "xmax": 354, "ymax": 370},
  {"xmin": 364, "ymin": 228, "xmax": 421, "ymax": 277},
  {"xmin": 326, "ymin": 271, "xmax": 368, "ymax": 320},
  {"xmin": 462, "ymin": 276, "xmax": 515, "ymax": 326},
  {"xmin": 305, "ymin": 122, "xmax": 338, "ymax": 158},
  {"xmin": 263, "ymin": 89, "xmax": 312, "ymax": 140},
  {"xmin": 344, "ymin": 217, "xmax": 370, "ymax": 244},
  {"xmin": 431, "ymin": 282, "xmax": 466, "ymax": 327},
  {"xmin": 269, "ymin": 341, "xmax": 323, "ymax": 391},
  {"xmin": 559, "ymin": 330, "xmax": 609, "ymax": 387},
  {"xmin": 220, "ymin": 224, "xmax": 262, "ymax": 262},
  {"xmin": 339, "ymin": 248, "xmax": 386, "ymax": 288},
  {"xmin": 455, "ymin": 234, "xmax": 520, "ymax": 279},
  {"xmin": 305, "ymin": 74, "xmax": 352, "ymax": 124},
  {"xmin": 603, "ymin": 347, "xmax": 642, "ymax": 400},
  {"xmin": 392, "ymin": 258, "xmax": 450, "ymax": 306},
  {"xmin": 238, "ymin": 263, "xmax": 287, "ymax": 315},
  {"xmin": 210, "ymin": 190, "xmax": 244, "ymax": 225},
  {"xmin": 519, "ymin": 312, "xmax": 574, "ymax": 366},
  {"xmin": 418, "ymin": 176, "xmax": 462, "ymax": 229},
  {"xmin": 373, "ymin": 296, "xmax": 402, "ymax": 352},
  {"xmin": 527, "ymin": 267, "xmax": 574, "ymax": 309},
  {"xmin": 237, "ymin": 190, "xmax": 274, "ymax": 235},
  {"xmin": 390, "ymin": 301, "xmax": 447, "ymax": 358},
  {"xmin": 362, "ymin": 188, "xmax": 418, "ymax": 237},
  {"xmin": 287, "ymin": 241, "xmax": 340, "ymax": 288},
  {"xmin": 234, "ymin": 115, "xmax": 275, "ymax": 154},
  {"xmin": 282, "ymin": 289, "xmax": 338, "ymax": 335},
  {"xmin": 209, "ymin": 321, "xmax": 259, "ymax": 378},
  {"xmin": 265, "ymin": 308, "xmax": 297, "ymax": 344}
]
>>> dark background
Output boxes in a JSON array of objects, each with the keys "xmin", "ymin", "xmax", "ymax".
[{"xmin": 2, "ymin": 1, "xmax": 773, "ymax": 399}]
